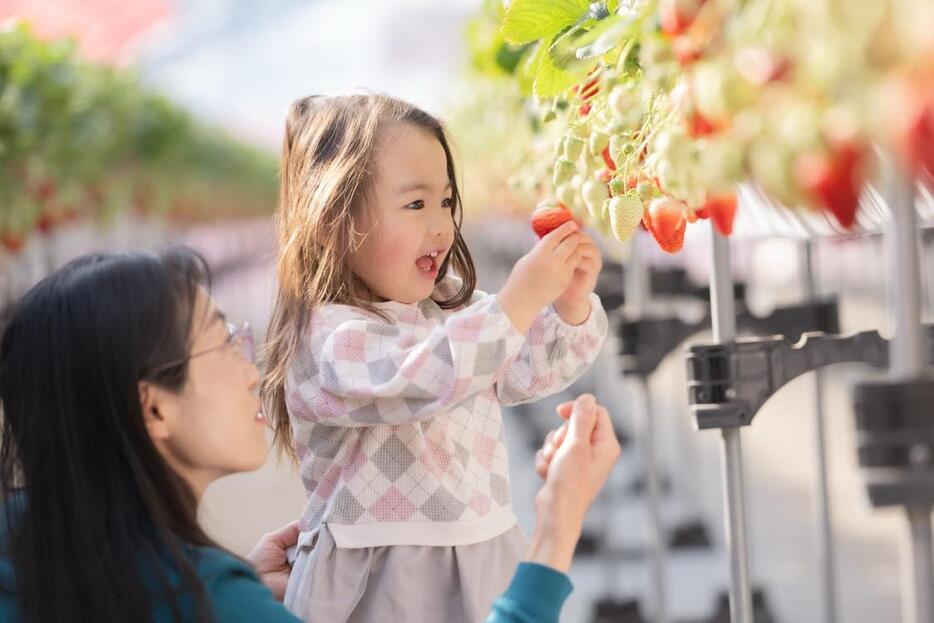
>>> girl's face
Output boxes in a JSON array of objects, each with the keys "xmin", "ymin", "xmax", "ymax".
[
  {"xmin": 349, "ymin": 122, "xmax": 456, "ymax": 304},
  {"xmin": 143, "ymin": 289, "xmax": 268, "ymax": 498}
]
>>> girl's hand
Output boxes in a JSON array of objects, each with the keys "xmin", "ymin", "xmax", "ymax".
[
  {"xmin": 554, "ymin": 233, "xmax": 601, "ymax": 325},
  {"xmin": 497, "ymin": 221, "xmax": 584, "ymax": 333}
]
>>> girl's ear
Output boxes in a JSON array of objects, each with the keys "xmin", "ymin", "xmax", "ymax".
[{"xmin": 138, "ymin": 381, "xmax": 172, "ymax": 442}]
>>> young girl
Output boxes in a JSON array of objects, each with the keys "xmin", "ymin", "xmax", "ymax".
[{"xmin": 262, "ymin": 94, "xmax": 608, "ymax": 623}]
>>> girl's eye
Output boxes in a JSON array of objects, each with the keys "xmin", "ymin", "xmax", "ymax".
[
  {"xmin": 441, "ymin": 197, "xmax": 454, "ymax": 209},
  {"xmin": 405, "ymin": 200, "xmax": 425, "ymax": 210}
]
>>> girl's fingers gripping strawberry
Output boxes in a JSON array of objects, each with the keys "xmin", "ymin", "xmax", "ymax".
[
  {"xmin": 540, "ymin": 220, "xmax": 579, "ymax": 250},
  {"xmin": 552, "ymin": 231, "xmax": 585, "ymax": 264}
]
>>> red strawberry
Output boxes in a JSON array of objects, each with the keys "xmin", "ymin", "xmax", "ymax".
[
  {"xmin": 686, "ymin": 109, "xmax": 719, "ymax": 138},
  {"xmin": 645, "ymin": 197, "xmax": 687, "ymax": 253},
  {"xmin": 601, "ymin": 146, "xmax": 617, "ymax": 171},
  {"xmin": 579, "ymin": 103, "xmax": 592, "ymax": 116},
  {"xmin": 673, "ymin": 36, "xmax": 703, "ymax": 65},
  {"xmin": 32, "ymin": 178, "xmax": 56, "ymax": 203},
  {"xmin": 36, "ymin": 211, "xmax": 57, "ymax": 234},
  {"xmin": 700, "ymin": 192, "xmax": 738, "ymax": 236},
  {"xmin": 735, "ymin": 47, "xmax": 791, "ymax": 85},
  {"xmin": 531, "ymin": 202, "xmax": 575, "ymax": 238},
  {"xmin": 906, "ymin": 103, "xmax": 934, "ymax": 176},
  {"xmin": 63, "ymin": 205, "xmax": 80, "ymax": 223},
  {"xmin": 888, "ymin": 79, "xmax": 934, "ymax": 177},
  {"xmin": 580, "ymin": 77, "xmax": 600, "ymax": 101},
  {"xmin": 794, "ymin": 142, "xmax": 865, "ymax": 230},
  {"xmin": 659, "ymin": 0, "xmax": 705, "ymax": 37},
  {"xmin": 2, "ymin": 233, "xmax": 25, "ymax": 253}
]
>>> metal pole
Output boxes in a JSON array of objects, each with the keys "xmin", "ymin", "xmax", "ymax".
[
  {"xmin": 637, "ymin": 376, "xmax": 668, "ymax": 623},
  {"xmin": 804, "ymin": 240, "xmax": 838, "ymax": 623},
  {"xmin": 885, "ymin": 165, "xmax": 933, "ymax": 623},
  {"xmin": 709, "ymin": 223, "xmax": 754, "ymax": 623},
  {"xmin": 626, "ymin": 235, "xmax": 668, "ymax": 623},
  {"xmin": 625, "ymin": 233, "xmax": 651, "ymax": 318}
]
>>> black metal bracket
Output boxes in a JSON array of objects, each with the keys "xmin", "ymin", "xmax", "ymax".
[
  {"xmin": 619, "ymin": 299, "xmax": 839, "ymax": 377},
  {"xmin": 853, "ymin": 378, "xmax": 934, "ymax": 508},
  {"xmin": 686, "ymin": 327, "xmax": 934, "ymax": 429}
]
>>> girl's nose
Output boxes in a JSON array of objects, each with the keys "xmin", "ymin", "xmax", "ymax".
[{"xmin": 429, "ymin": 211, "xmax": 451, "ymax": 237}]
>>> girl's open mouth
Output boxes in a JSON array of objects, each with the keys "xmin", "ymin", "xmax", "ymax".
[{"xmin": 415, "ymin": 250, "xmax": 442, "ymax": 276}]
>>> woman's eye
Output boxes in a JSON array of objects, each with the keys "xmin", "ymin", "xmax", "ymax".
[
  {"xmin": 441, "ymin": 197, "xmax": 454, "ymax": 209},
  {"xmin": 405, "ymin": 200, "xmax": 425, "ymax": 210}
]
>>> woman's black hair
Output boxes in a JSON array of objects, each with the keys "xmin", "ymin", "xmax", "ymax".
[{"xmin": 0, "ymin": 248, "xmax": 222, "ymax": 622}]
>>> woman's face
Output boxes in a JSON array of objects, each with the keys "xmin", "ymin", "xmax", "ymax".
[{"xmin": 144, "ymin": 288, "xmax": 267, "ymax": 497}]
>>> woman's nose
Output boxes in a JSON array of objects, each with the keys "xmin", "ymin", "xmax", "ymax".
[{"xmin": 245, "ymin": 361, "xmax": 260, "ymax": 391}]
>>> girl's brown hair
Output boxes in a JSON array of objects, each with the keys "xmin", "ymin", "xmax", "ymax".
[{"xmin": 261, "ymin": 94, "xmax": 476, "ymax": 459}]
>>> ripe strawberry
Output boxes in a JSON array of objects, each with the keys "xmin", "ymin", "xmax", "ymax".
[
  {"xmin": 2, "ymin": 233, "xmax": 25, "ymax": 253},
  {"xmin": 601, "ymin": 146, "xmax": 617, "ymax": 171},
  {"xmin": 609, "ymin": 193, "xmax": 645, "ymax": 242},
  {"xmin": 673, "ymin": 36, "xmax": 703, "ymax": 65},
  {"xmin": 700, "ymin": 192, "xmax": 738, "ymax": 236},
  {"xmin": 659, "ymin": 0, "xmax": 706, "ymax": 37},
  {"xmin": 794, "ymin": 142, "xmax": 865, "ymax": 230},
  {"xmin": 645, "ymin": 197, "xmax": 687, "ymax": 253},
  {"xmin": 580, "ymin": 77, "xmax": 600, "ymax": 101},
  {"xmin": 686, "ymin": 109, "xmax": 719, "ymax": 138},
  {"xmin": 735, "ymin": 47, "xmax": 791, "ymax": 86},
  {"xmin": 531, "ymin": 202, "xmax": 575, "ymax": 238},
  {"xmin": 36, "ymin": 211, "xmax": 56, "ymax": 235},
  {"xmin": 887, "ymin": 79, "xmax": 934, "ymax": 177},
  {"xmin": 32, "ymin": 178, "xmax": 57, "ymax": 203},
  {"xmin": 579, "ymin": 103, "xmax": 592, "ymax": 116}
]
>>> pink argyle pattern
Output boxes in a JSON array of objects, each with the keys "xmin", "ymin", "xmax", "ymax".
[{"xmin": 286, "ymin": 276, "xmax": 608, "ymax": 541}]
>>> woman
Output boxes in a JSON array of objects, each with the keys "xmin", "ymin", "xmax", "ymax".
[{"xmin": 0, "ymin": 248, "xmax": 619, "ymax": 622}]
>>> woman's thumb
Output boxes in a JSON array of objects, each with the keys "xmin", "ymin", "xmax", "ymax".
[{"xmin": 567, "ymin": 394, "xmax": 597, "ymax": 442}]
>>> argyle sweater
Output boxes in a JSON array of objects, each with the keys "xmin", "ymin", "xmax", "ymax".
[{"xmin": 285, "ymin": 277, "xmax": 608, "ymax": 548}]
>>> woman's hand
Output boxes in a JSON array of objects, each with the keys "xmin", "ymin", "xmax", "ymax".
[
  {"xmin": 528, "ymin": 394, "xmax": 621, "ymax": 573},
  {"xmin": 245, "ymin": 520, "xmax": 300, "ymax": 601}
]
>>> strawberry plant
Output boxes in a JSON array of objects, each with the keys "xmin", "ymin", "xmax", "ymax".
[
  {"xmin": 0, "ymin": 23, "xmax": 278, "ymax": 255},
  {"xmin": 455, "ymin": 0, "xmax": 934, "ymax": 254}
]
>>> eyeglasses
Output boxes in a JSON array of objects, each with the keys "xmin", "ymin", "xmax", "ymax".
[{"xmin": 148, "ymin": 321, "xmax": 254, "ymax": 376}]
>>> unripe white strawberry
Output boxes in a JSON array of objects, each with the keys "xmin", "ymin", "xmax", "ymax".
[{"xmin": 609, "ymin": 193, "xmax": 644, "ymax": 242}]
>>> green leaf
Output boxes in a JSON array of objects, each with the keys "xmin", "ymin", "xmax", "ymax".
[
  {"xmin": 516, "ymin": 41, "xmax": 543, "ymax": 95},
  {"xmin": 502, "ymin": 0, "xmax": 591, "ymax": 45},
  {"xmin": 495, "ymin": 42, "xmax": 529, "ymax": 75},
  {"xmin": 533, "ymin": 31, "xmax": 583, "ymax": 98},
  {"xmin": 568, "ymin": 14, "xmax": 628, "ymax": 59}
]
